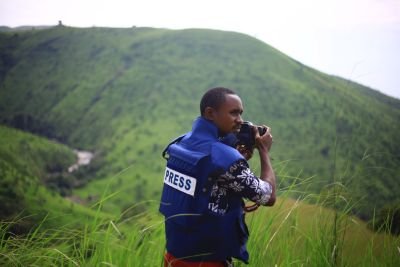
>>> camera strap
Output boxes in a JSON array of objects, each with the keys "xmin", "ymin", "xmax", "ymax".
[{"xmin": 244, "ymin": 203, "xmax": 260, "ymax": 213}]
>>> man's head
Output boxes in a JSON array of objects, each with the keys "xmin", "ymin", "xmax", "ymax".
[{"xmin": 200, "ymin": 87, "xmax": 244, "ymax": 135}]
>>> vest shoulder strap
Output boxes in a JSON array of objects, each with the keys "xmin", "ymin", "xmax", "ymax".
[
  {"xmin": 211, "ymin": 142, "xmax": 244, "ymax": 169},
  {"xmin": 162, "ymin": 134, "xmax": 186, "ymax": 159}
]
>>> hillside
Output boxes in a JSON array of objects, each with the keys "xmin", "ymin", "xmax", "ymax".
[
  {"xmin": 0, "ymin": 125, "xmax": 104, "ymax": 233},
  {"xmin": 0, "ymin": 25, "xmax": 399, "ymax": 220}
]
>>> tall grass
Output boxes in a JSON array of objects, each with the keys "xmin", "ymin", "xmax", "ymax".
[
  {"xmin": 0, "ymin": 203, "xmax": 166, "ymax": 266},
  {"xmin": 240, "ymin": 175, "xmax": 400, "ymax": 267},
  {"xmin": 1, "ymin": 175, "xmax": 399, "ymax": 266}
]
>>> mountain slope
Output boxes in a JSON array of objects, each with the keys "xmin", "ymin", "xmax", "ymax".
[
  {"xmin": 0, "ymin": 25, "xmax": 399, "ymax": 219},
  {"xmin": 0, "ymin": 125, "xmax": 104, "ymax": 233}
]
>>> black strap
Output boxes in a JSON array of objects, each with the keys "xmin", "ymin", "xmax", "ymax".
[{"xmin": 162, "ymin": 134, "xmax": 186, "ymax": 159}]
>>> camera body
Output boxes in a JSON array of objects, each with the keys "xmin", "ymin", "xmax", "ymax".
[{"xmin": 235, "ymin": 121, "xmax": 266, "ymax": 148}]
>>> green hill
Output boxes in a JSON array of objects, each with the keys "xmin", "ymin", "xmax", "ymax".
[
  {"xmin": 0, "ymin": 25, "xmax": 399, "ymax": 221},
  {"xmin": 0, "ymin": 125, "xmax": 104, "ymax": 233}
]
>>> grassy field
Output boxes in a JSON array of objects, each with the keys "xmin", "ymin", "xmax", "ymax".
[
  {"xmin": 1, "ymin": 154, "xmax": 399, "ymax": 267},
  {"xmin": 1, "ymin": 191, "xmax": 399, "ymax": 267}
]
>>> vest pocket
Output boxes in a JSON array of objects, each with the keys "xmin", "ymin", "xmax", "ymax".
[{"xmin": 160, "ymin": 143, "xmax": 210, "ymax": 226}]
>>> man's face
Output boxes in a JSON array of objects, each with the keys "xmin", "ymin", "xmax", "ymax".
[{"xmin": 211, "ymin": 94, "xmax": 244, "ymax": 135}]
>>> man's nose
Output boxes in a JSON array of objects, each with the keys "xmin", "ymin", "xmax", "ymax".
[{"xmin": 237, "ymin": 115, "xmax": 243, "ymax": 124}]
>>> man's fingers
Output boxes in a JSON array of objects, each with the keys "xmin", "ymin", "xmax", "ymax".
[{"xmin": 253, "ymin": 125, "xmax": 260, "ymax": 138}]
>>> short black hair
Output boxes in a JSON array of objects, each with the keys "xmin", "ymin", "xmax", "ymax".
[{"xmin": 200, "ymin": 87, "xmax": 237, "ymax": 116}]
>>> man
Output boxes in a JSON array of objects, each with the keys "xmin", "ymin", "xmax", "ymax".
[{"xmin": 160, "ymin": 87, "xmax": 276, "ymax": 266}]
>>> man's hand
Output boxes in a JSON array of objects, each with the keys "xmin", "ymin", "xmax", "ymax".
[
  {"xmin": 254, "ymin": 125, "xmax": 273, "ymax": 152},
  {"xmin": 253, "ymin": 124, "xmax": 276, "ymax": 206}
]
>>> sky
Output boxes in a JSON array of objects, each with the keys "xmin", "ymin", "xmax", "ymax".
[{"xmin": 1, "ymin": 0, "xmax": 399, "ymax": 99}]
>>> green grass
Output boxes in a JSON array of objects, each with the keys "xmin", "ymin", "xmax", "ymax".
[
  {"xmin": 1, "ymin": 187, "xmax": 399, "ymax": 267},
  {"xmin": 1, "ymin": 156, "xmax": 398, "ymax": 266},
  {"xmin": 0, "ymin": 125, "xmax": 109, "ymax": 234},
  {"xmin": 0, "ymin": 125, "xmax": 75, "ymax": 178}
]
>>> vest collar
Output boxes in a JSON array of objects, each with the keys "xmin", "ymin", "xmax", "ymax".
[{"xmin": 192, "ymin": 117, "xmax": 222, "ymax": 140}]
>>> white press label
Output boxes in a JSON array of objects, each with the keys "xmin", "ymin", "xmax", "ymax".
[{"xmin": 164, "ymin": 167, "xmax": 197, "ymax": 196}]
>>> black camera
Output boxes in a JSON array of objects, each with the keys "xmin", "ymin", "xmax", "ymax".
[{"xmin": 235, "ymin": 121, "xmax": 266, "ymax": 148}]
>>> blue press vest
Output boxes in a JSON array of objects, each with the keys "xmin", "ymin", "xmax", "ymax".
[{"xmin": 159, "ymin": 117, "xmax": 249, "ymax": 263}]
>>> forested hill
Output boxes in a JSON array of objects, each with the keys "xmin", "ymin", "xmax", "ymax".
[{"xmin": 0, "ymin": 25, "xmax": 399, "ymax": 220}]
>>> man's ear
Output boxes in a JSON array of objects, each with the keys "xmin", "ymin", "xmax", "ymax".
[{"xmin": 203, "ymin": 107, "xmax": 215, "ymax": 121}]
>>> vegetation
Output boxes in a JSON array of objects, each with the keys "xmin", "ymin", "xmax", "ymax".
[
  {"xmin": 1, "ymin": 183, "xmax": 399, "ymax": 266},
  {"xmin": 0, "ymin": 25, "xmax": 399, "ymax": 265},
  {"xmin": 0, "ymin": 125, "xmax": 103, "ymax": 233}
]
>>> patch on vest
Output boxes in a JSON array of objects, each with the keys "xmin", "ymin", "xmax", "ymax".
[{"xmin": 164, "ymin": 167, "xmax": 197, "ymax": 196}]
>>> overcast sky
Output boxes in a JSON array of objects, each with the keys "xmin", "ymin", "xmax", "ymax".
[{"xmin": 1, "ymin": 0, "xmax": 399, "ymax": 99}]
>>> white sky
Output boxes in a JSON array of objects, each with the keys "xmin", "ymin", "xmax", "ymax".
[{"xmin": 1, "ymin": 0, "xmax": 400, "ymax": 99}]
